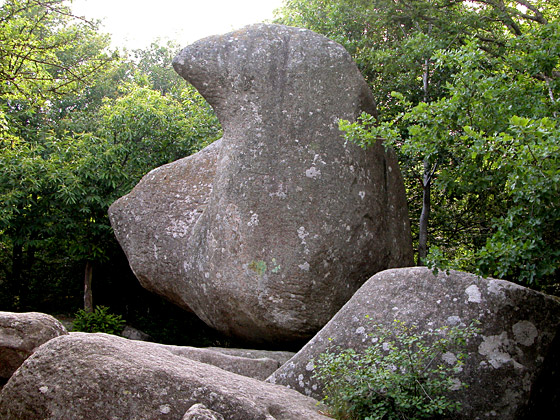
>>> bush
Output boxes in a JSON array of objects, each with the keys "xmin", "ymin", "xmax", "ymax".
[
  {"xmin": 313, "ymin": 319, "xmax": 479, "ymax": 420},
  {"xmin": 72, "ymin": 306, "xmax": 126, "ymax": 335}
]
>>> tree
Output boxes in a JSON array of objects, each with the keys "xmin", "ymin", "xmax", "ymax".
[
  {"xmin": 0, "ymin": 0, "xmax": 113, "ymax": 102},
  {"xmin": 341, "ymin": 27, "xmax": 559, "ymax": 286},
  {"xmin": 0, "ymin": 0, "xmax": 115, "ymax": 309},
  {"xmin": 132, "ymin": 39, "xmax": 187, "ymax": 96},
  {"xmin": 0, "ymin": 79, "xmax": 221, "ymax": 311},
  {"xmin": 0, "ymin": 1, "xmax": 221, "ymax": 311},
  {"xmin": 276, "ymin": 1, "xmax": 491, "ymax": 114}
]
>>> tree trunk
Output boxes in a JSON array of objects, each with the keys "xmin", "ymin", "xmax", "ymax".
[
  {"xmin": 84, "ymin": 261, "xmax": 93, "ymax": 313},
  {"xmin": 418, "ymin": 160, "xmax": 432, "ymax": 265},
  {"xmin": 11, "ymin": 242, "xmax": 23, "ymax": 309},
  {"xmin": 422, "ymin": 24, "xmax": 432, "ymax": 103},
  {"xmin": 417, "ymin": 33, "xmax": 433, "ymax": 265},
  {"xmin": 423, "ymin": 57, "xmax": 430, "ymax": 103}
]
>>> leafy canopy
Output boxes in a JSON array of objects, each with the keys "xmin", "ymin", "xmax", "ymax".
[
  {"xmin": 341, "ymin": 31, "xmax": 560, "ymax": 286},
  {"xmin": 0, "ymin": 0, "xmax": 221, "ymax": 312},
  {"xmin": 0, "ymin": 0, "xmax": 114, "ymax": 103}
]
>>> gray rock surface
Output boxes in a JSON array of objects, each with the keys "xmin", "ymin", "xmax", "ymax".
[
  {"xmin": 207, "ymin": 347, "xmax": 295, "ymax": 367},
  {"xmin": 267, "ymin": 267, "xmax": 560, "ymax": 419},
  {"xmin": 0, "ymin": 312, "xmax": 67, "ymax": 382},
  {"xmin": 109, "ymin": 23, "xmax": 413, "ymax": 345},
  {"xmin": 121, "ymin": 325, "xmax": 152, "ymax": 341},
  {"xmin": 182, "ymin": 403, "xmax": 225, "ymax": 420},
  {"xmin": 110, "ymin": 139, "xmax": 222, "ymax": 311},
  {"xmin": 0, "ymin": 332, "xmax": 330, "ymax": 420},
  {"xmin": 149, "ymin": 342, "xmax": 282, "ymax": 380}
]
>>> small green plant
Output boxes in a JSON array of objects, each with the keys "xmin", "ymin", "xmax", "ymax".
[
  {"xmin": 72, "ymin": 306, "xmax": 126, "ymax": 335},
  {"xmin": 248, "ymin": 260, "xmax": 267, "ymax": 276},
  {"xmin": 313, "ymin": 319, "xmax": 480, "ymax": 420}
]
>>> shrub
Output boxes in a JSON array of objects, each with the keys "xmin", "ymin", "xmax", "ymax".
[
  {"xmin": 72, "ymin": 306, "xmax": 126, "ymax": 335},
  {"xmin": 313, "ymin": 319, "xmax": 479, "ymax": 420}
]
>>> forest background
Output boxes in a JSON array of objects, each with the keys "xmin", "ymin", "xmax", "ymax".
[{"xmin": 0, "ymin": 0, "xmax": 558, "ymax": 347}]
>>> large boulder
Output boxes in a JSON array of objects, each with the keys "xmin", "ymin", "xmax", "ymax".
[
  {"xmin": 0, "ymin": 312, "xmax": 67, "ymax": 383},
  {"xmin": 109, "ymin": 23, "xmax": 413, "ymax": 345},
  {"xmin": 0, "ymin": 333, "xmax": 329, "ymax": 420},
  {"xmin": 267, "ymin": 267, "xmax": 560, "ymax": 419}
]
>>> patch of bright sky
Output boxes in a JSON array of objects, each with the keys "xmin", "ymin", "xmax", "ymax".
[{"xmin": 72, "ymin": 0, "xmax": 286, "ymax": 50}]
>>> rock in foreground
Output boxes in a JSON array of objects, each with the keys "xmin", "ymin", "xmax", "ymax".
[
  {"xmin": 109, "ymin": 23, "xmax": 413, "ymax": 345},
  {"xmin": 0, "ymin": 311, "xmax": 67, "ymax": 383},
  {"xmin": 267, "ymin": 267, "xmax": 560, "ymax": 419},
  {"xmin": 0, "ymin": 333, "xmax": 329, "ymax": 420}
]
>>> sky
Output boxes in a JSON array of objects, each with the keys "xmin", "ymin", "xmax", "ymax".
[{"xmin": 72, "ymin": 0, "xmax": 286, "ymax": 50}]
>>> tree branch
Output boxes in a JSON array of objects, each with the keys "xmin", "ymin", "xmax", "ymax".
[{"xmin": 513, "ymin": 0, "xmax": 548, "ymax": 25}]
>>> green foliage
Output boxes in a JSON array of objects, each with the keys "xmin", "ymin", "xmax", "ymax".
[
  {"xmin": 72, "ymin": 306, "xmax": 126, "ymax": 335},
  {"xmin": 132, "ymin": 39, "xmax": 186, "ymax": 96},
  {"xmin": 99, "ymin": 81, "xmax": 219, "ymax": 173},
  {"xmin": 314, "ymin": 319, "xmax": 480, "ymax": 420},
  {"xmin": 0, "ymin": 0, "xmax": 221, "ymax": 313},
  {"xmin": 334, "ymin": 3, "xmax": 560, "ymax": 288},
  {"xmin": 248, "ymin": 260, "xmax": 267, "ymax": 276},
  {"xmin": 409, "ymin": 36, "xmax": 558, "ymax": 286},
  {"xmin": 0, "ymin": 0, "xmax": 114, "ymax": 103}
]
